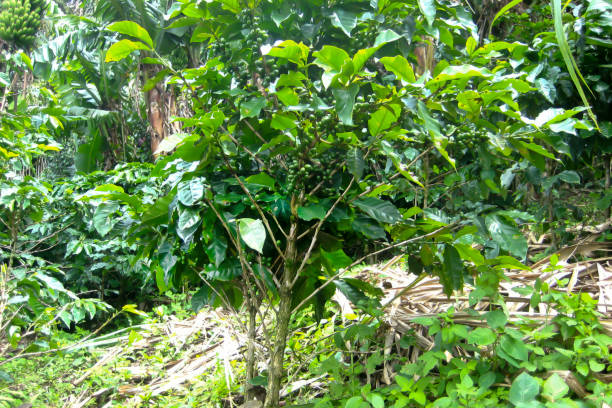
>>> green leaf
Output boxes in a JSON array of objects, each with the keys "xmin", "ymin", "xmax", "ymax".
[
  {"xmin": 238, "ymin": 218, "xmax": 266, "ymax": 253},
  {"xmin": 332, "ymin": 83, "xmax": 360, "ymax": 126},
  {"xmin": 240, "ymin": 97, "xmax": 267, "ymax": 119},
  {"xmin": 345, "ymin": 396, "xmax": 364, "ymax": 408},
  {"xmin": 552, "ymin": 0, "xmax": 598, "ymax": 128},
  {"xmin": 345, "ymin": 278, "xmax": 383, "ymax": 298},
  {"xmin": 313, "ymin": 45, "xmax": 350, "ymax": 73},
  {"xmin": 254, "ymin": 265, "xmax": 278, "ymax": 295},
  {"xmin": 347, "ymin": 148, "xmax": 365, "ymax": 180},
  {"xmin": 298, "ymin": 203, "xmax": 327, "ymax": 221},
  {"xmin": 246, "ymin": 173, "xmax": 276, "ymax": 189},
  {"xmin": 418, "ymin": 0, "xmax": 436, "ymax": 26},
  {"xmin": 354, "ymin": 197, "xmax": 402, "ymax": 224},
  {"xmin": 438, "ymin": 26, "xmax": 453, "ymax": 48},
  {"xmin": 542, "ymin": 373, "xmax": 569, "ymax": 401},
  {"xmin": 267, "ymin": 40, "xmax": 310, "ymax": 66},
  {"xmin": 352, "ymin": 215, "xmax": 386, "ymax": 239},
  {"xmin": 485, "ymin": 214, "xmax": 527, "ymax": 259},
  {"xmin": 59, "ymin": 310, "xmax": 72, "ymax": 327},
  {"xmin": 429, "ymin": 65, "xmax": 492, "ymax": 83},
  {"xmin": 335, "ymin": 280, "xmax": 374, "ymax": 307},
  {"xmin": 177, "ymin": 178, "xmax": 205, "ymax": 206},
  {"xmin": 271, "ymin": 112, "xmax": 297, "ymax": 130},
  {"xmin": 373, "ymin": 29, "xmax": 402, "ymax": 47},
  {"xmin": 479, "ymin": 372, "xmax": 496, "ymax": 390},
  {"xmin": 491, "ymin": 0, "xmax": 522, "ymax": 29},
  {"xmin": 352, "ymin": 47, "xmax": 378, "ymax": 72},
  {"xmin": 177, "ymin": 207, "xmax": 201, "ymax": 242},
  {"xmin": 276, "ymin": 87, "xmax": 299, "ymax": 106},
  {"xmin": 208, "ymin": 258, "xmax": 242, "ymax": 281},
  {"xmin": 485, "ymin": 310, "xmax": 508, "ymax": 329},
  {"xmin": 589, "ymin": 359, "xmax": 605, "ymax": 372},
  {"xmin": 192, "ymin": 285, "xmax": 216, "ymax": 311},
  {"xmin": 206, "ymin": 237, "xmax": 227, "ymax": 267},
  {"xmin": 321, "ymin": 248, "xmax": 352, "ymax": 273},
  {"xmin": 500, "ymin": 334, "xmax": 529, "ymax": 362},
  {"xmin": 93, "ymin": 202, "xmax": 119, "ymax": 237},
  {"xmin": 457, "ymin": 90, "xmax": 482, "ymax": 116},
  {"xmin": 105, "ymin": 39, "xmax": 151, "ymax": 62},
  {"xmin": 368, "ymin": 104, "xmax": 401, "ymax": 136},
  {"xmin": 143, "ymin": 69, "xmax": 171, "ymax": 92},
  {"xmin": 271, "ymin": 3, "xmax": 292, "ymax": 26},
  {"xmin": 467, "ymin": 327, "xmax": 496, "ymax": 346},
  {"xmin": 330, "ymin": 9, "xmax": 357, "ymax": 37},
  {"xmin": 380, "ymin": 55, "xmax": 416, "ymax": 83},
  {"xmin": 558, "ymin": 170, "xmax": 580, "ymax": 184},
  {"xmin": 441, "ymin": 245, "xmax": 464, "ymax": 295},
  {"xmin": 466, "ymin": 37, "xmax": 478, "ymax": 55},
  {"xmin": 107, "ymin": 21, "xmax": 154, "ymax": 48},
  {"xmin": 509, "ymin": 372, "xmax": 540, "ymax": 405}
]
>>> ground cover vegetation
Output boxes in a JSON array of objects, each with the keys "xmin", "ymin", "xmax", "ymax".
[{"xmin": 0, "ymin": 0, "xmax": 611, "ymax": 406}]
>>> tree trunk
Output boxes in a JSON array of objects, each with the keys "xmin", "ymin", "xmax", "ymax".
[
  {"xmin": 264, "ymin": 208, "xmax": 299, "ymax": 408},
  {"xmin": 143, "ymin": 64, "xmax": 177, "ymax": 155},
  {"xmin": 245, "ymin": 299, "xmax": 257, "ymax": 401}
]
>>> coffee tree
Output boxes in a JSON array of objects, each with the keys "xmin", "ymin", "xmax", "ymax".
[{"xmin": 101, "ymin": 0, "xmax": 592, "ymax": 405}]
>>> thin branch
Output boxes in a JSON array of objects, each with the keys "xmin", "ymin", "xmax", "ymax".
[{"xmin": 292, "ymin": 177, "xmax": 356, "ymax": 286}]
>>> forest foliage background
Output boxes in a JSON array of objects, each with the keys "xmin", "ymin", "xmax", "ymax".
[{"xmin": 0, "ymin": 0, "xmax": 611, "ymax": 406}]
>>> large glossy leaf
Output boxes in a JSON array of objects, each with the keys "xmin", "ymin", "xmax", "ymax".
[
  {"xmin": 208, "ymin": 258, "xmax": 242, "ymax": 281},
  {"xmin": 177, "ymin": 207, "xmax": 201, "ymax": 243},
  {"xmin": 240, "ymin": 97, "xmax": 267, "ymax": 119},
  {"xmin": 177, "ymin": 178, "xmax": 205, "ymax": 206},
  {"xmin": 192, "ymin": 285, "xmax": 217, "ymax": 312},
  {"xmin": 352, "ymin": 215, "xmax": 386, "ymax": 239},
  {"xmin": 335, "ymin": 279, "xmax": 376, "ymax": 308},
  {"xmin": 467, "ymin": 327, "xmax": 496, "ymax": 346},
  {"xmin": 321, "ymin": 248, "xmax": 352, "ymax": 273},
  {"xmin": 441, "ymin": 245, "xmax": 464, "ymax": 296},
  {"xmin": 142, "ymin": 192, "xmax": 176, "ymax": 226},
  {"xmin": 332, "ymin": 83, "xmax": 359, "ymax": 125},
  {"xmin": 330, "ymin": 9, "xmax": 357, "ymax": 37},
  {"xmin": 368, "ymin": 104, "xmax": 401, "ymax": 136},
  {"xmin": 206, "ymin": 236, "xmax": 227, "ymax": 267},
  {"xmin": 267, "ymin": 40, "xmax": 309, "ymax": 67},
  {"xmin": 313, "ymin": 45, "xmax": 350, "ymax": 73},
  {"xmin": 93, "ymin": 202, "xmax": 119, "ymax": 237},
  {"xmin": 105, "ymin": 39, "xmax": 150, "ymax": 62},
  {"xmin": 245, "ymin": 173, "xmax": 276, "ymax": 189},
  {"xmin": 238, "ymin": 218, "xmax": 266, "ymax": 253},
  {"xmin": 298, "ymin": 203, "xmax": 327, "ymax": 221},
  {"xmin": 75, "ymin": 134, "xmax": 103, "ymax": 173},
  {"xmin": 485, "ymin": 214, "xmax": 527, "ymax": 259},
  {"xmin": 380, "ymin": 55, "xmax": 415, "ymax": 83},
  {"xmin": 354, "ymin": 197, "xmax": 402, "ymax": 224},
  {"xmin": 347, "ymin": 148, "xmax": 365, "ymax": 180},
  {"xmin": 418, "ymin": 0, "xmax": 436, "ymax": 26},
  {"xmin": 107, "ymin": 21, "xmax": 154, "ymax": 48}
]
